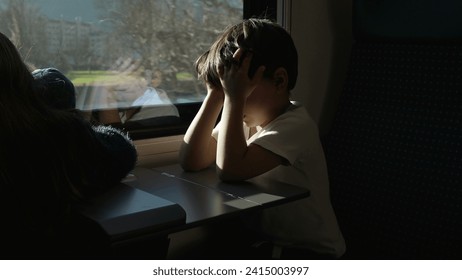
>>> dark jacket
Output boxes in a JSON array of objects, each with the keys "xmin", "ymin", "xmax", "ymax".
[{"xmin": 0, "ymin": 111, "xmax": 137, "ymax": 259}]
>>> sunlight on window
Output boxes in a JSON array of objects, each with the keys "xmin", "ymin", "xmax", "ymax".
[{"xmin": 0, "ymin": 0, "xmax": 243, "ymax": 127}]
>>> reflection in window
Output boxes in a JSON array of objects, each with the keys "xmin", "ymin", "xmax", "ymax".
[{"xmin": 0, "ymin": 0, "xmax": 243, "ymax": 133}]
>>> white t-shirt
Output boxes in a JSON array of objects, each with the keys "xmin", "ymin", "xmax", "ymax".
[{"xmin": 212, "ymin": 101, "xmax": 346, "ymax": 257}]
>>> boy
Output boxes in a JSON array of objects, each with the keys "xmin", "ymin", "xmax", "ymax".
[{"xmin": 179, "ymin": 18, "xmax": 345, "ymax": 258}]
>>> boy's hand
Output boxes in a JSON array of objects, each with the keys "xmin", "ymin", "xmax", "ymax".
[
  {"xmin": 205, "ymin": 81, "xmax": 224, "ymax": 103},
  {"xmin": 218, "ymin": 48, "xmax": 265, "ymax": 101}
]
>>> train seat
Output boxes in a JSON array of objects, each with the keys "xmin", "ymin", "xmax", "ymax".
[{"xmin": 322, "ymin": 0, "xmax": 462, "ymax": 259}]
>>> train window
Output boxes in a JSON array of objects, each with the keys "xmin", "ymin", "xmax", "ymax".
[{"xmin": 0, "ymin": 0, "xmax": 276, "ymax": 140}]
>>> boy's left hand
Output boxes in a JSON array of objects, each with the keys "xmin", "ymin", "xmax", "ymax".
[{"xmin": 218, "ymin": 48, "xmax": 265, "ymax": 101}]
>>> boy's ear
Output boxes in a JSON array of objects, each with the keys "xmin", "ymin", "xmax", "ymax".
[{"xmin": 273, "ymin": 67, "xmax": 288, "ymax": 91}]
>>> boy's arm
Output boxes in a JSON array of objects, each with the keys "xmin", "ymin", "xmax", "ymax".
[
  {"xmin": 179, "ymin": 84, "xmax": 223, "ymax": 171},
  {"xmin": 217, "ymin": 49, "xmax": 284, "ymax": 181},
  {"xmin": 217, "ymin": 98, "xmax": 284, "ymax": 181}
]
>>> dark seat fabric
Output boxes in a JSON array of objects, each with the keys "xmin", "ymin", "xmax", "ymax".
[
  {"xmin": 0, "ymin": 209, "xmax": 111, "ymax": 260},
  {"xmin": 322, "ymin": 0, "xmax": 462, "ymax": 259}
]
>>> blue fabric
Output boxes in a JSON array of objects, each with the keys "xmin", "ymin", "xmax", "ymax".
[{"xmin": 32, "ymin": 68, "xmax": 77, "ymax": 110}]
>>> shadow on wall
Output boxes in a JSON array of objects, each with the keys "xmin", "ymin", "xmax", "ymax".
[{"xmin": 289, "ymin": 0, "xmax": 353, "ymax": 139}]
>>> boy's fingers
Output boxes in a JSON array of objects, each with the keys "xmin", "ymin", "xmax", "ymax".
[
  {"xmin": 251, "ymin": 65, "xmax": 265, "ymax": 83},
  {"xmin": 218, "ymin": 64, "xmax": 225, "ymax": 78},
  {"xmin": 232, "ymin": 48, "xmax": 245, "ymax": 62}
]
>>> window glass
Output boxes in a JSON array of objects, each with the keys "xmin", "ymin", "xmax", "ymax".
[{"xmin": 0, "ymin": 0, "xmax": 243, "ymax": 139}]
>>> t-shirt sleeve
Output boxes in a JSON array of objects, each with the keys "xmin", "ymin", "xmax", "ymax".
[{"xmin": 249, "ymin": 111, "xmax": 317, "ymax": 165}]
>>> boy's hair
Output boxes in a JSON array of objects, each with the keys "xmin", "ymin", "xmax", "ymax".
[
  {"xmin": 195, "ymin": 18, "xmax": 298, "ymax": 90},
  {"xmin": 32, "ymin": 68, "xmax": 76, "ymax": 110}
]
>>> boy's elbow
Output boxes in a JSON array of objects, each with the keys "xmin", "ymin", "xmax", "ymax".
[
  {"xmin": 179, "ymin": 157, "xmax": 212, "ymax": 172},
  {"xmin": 179, "ymin": 144, "xmax": 209, "ymax": 171},
  {"xmin": 180, "ymin": 161, "xmax": 203, "ymax": 172},
  {"xmin": 217, "ymin": 169, "xmax": 230, "ymax": 181},
  {"xmin": 216, "ymin": 167, "xmax": 246, "ymax": 182},
  {"xmin": 179, "ymin": 149, "xmax": 198, "ymax": 171}
]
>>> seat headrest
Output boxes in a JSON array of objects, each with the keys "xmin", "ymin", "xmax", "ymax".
[{"xmin": 354, "ymin": 0, "xmax": 462, "ymax": 41}]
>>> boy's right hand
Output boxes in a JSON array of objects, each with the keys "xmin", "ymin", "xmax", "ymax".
[
  {"xmin": 205, "ymin": 81, "xmax": 224, "ymax": 104},
  {"xmin": 218, "ymin": 48, "xmax": 265, "ymax": 102}
]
